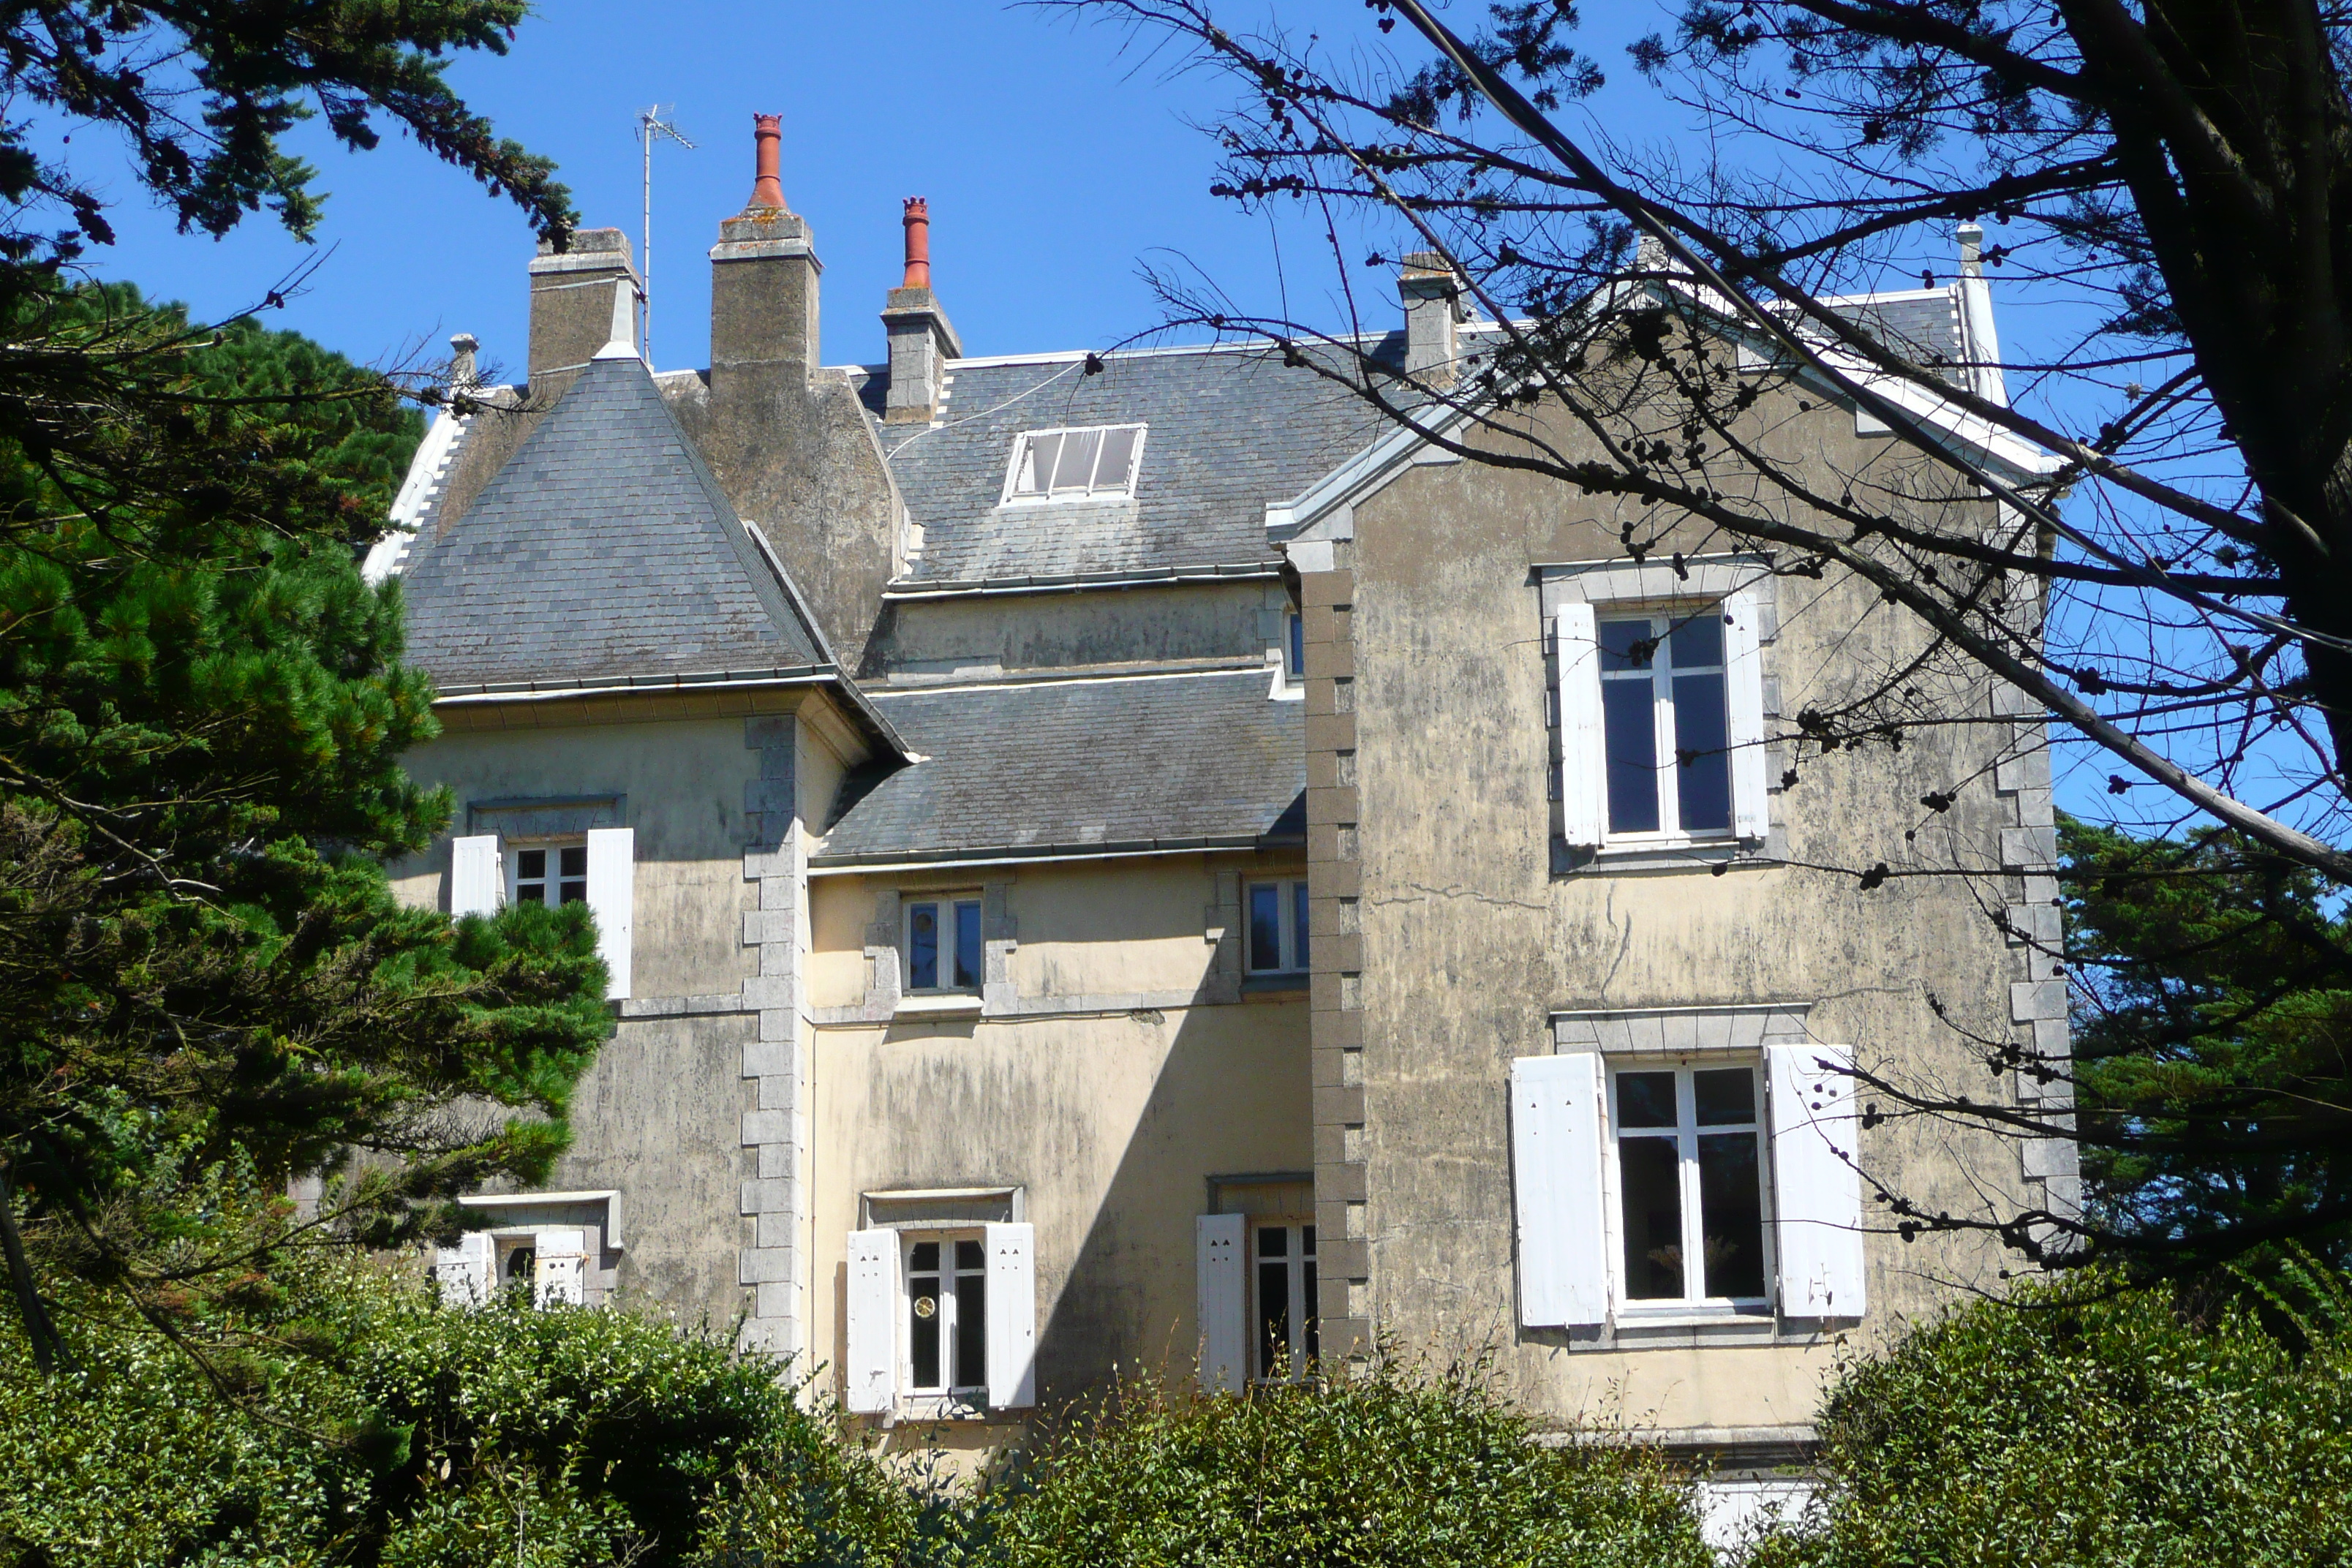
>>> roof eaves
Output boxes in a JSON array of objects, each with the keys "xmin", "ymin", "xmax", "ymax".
[
  {"xmin": 881, "ymin": 562, "xmax": 1282, "ymax": 600},
  {"xmin": 808, "ymin": 829, "xmax": 1299, "ymax": 873}
]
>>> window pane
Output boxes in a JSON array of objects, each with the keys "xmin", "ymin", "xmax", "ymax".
[
  {"xmin": 1051, "ymin": 429, "xmax": 1101, "ymax": 491},
  {"xmin": 1619, "ymin": 1137, "xmax": 1686, "ymax": 1300},
  {"xmin": 908, "ymin": 904, "xmax": 938, "ymax": 990},
  {"xmin": 909, "ymin": 1243, "xmax": 941, "ymax": 1390},
  {"xmin": 1693, "ymin": 1068, "xmax": 1755, "ymax": 1126},
  {"xmin": 1293, "ymin": 883, "xmax": 1311, "ymax": 971},
  {"xmin": 911, "ymin": 1242, "xmax": 940, "ymax": 1272},
  {"xmin": 559, "ymin": 878, "xmax": 587, "ymax": 905},
  {"xmin": 1617, "ymin": 1071, "xmax": 1678, "ymax": 1128},
  {"xmin": 1289, "ymin": 612, "xmax": 1304, "ymax": 674},
  {"xmin": 1248, "ymin": 884, "xmax": 1282, "ymax": 971},
  {"xmin": 1602, "ymin": 678, "xmax": 1661, "ymax": 833},
  {"xmin": 1014, "ymin": 433, "xmax": 1056, "ymax": 495},
  {"xmin": 1672, "ymin": 671, "xmax": 1732, "ymax": 833},
  {"xmin": 1698, "ymin": 1131, "xmax": 1767, "ymax": 1299},
  {"xmin": 559, "ymin": 845, "xmax": 588, "ymax": 878},
  {"xmin": 1258, "ymin": 1255, "xmax": 1292, "ymax": 1379},
  {"xmin": 955, "ymin": 1250, "xmax": 987, "ymax": 1389},
  {"xmin": 517, "ymin": 849, "xmax": 546, "ymax": 881},
  {"xmin": 1669, "ymin": 610, "xmax": 1724, "ymax": 669},
  {"xmin": 954, "ymin": 901, "xmax": 984, "ymax": 990},
  {"xmin": 1599, "ymin": 619, "xmax": 1656, "ymax": 671},
  {"xmin": 1258, "ymin": 1225, "xmax": 1287, "ymax": 1259},
  {"xmin": 1093, "ymin": 426, "xmax": 1138, "ymax": 491}
]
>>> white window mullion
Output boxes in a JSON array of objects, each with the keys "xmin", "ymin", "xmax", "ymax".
[
  {"xmin": 1678, "ymin": 1068, "xmax": 1705, "ymax": 1305},
  {"xmin": 1651, "ymin": 622, "xmax": 1684, "ymax": 838}
]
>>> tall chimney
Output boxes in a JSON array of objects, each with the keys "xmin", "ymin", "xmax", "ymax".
[
  {"xmin": 881, "ymin": 197, "xmax": 962, "ymax": 424},
  {"xmin": 1398, "ymin": 252, "xmax": 1466, "ymax": 386},
  {"xmin": 711, "ymin": 113, "xmax": 821, "ymax": 403},
  {"xmin": 527, "ymin": 227, "xmax": 638, "ymax": 403}
]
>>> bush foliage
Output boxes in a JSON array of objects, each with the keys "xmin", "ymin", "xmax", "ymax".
[{"xmin": 1750, "ymin": 1262, "xmax": 2352, "ymax": 1567}]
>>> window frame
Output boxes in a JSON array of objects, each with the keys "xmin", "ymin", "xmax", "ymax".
[
  {"xmin": 903, "ymin": 895, "xmax": 984, "ymax": 995},
  {"xmin": 506, "ymin": 837, "xmax": 589, "ymax": 909},
  {"xmin": 901, "ymin": 1228, "xmax": 990, "ymax": 1401},
  {"xmin": 1249, "ymin": 1216, "xmax": 1319, "ymax": 1383},
  {"xmin": 1594, "ymin": 606, "xmax": 1736, "ymax": 846},
  {"xmin": 1604, "ymin": 1060, "xmax": 1776, "ymax": 1315},
  {"xmin": 1000, "ymin": 423, "xmax": 1148, "ymax": 505},
  {"xmin": 1245, "ymin": 878, "xmax": 1311, "ymax": 975}
]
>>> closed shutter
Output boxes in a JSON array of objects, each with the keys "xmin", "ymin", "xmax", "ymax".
[
  {"xmin": 984, "ymin": 1221, "xmax": 1037, "ymax": 1409},
  {"xmin": 434, "ymin": 1231, "xmax": 494, "ymax": 1308},
  {"xmin": 1196, "ymin": 1213, "xmax": 1247, "ymax": 1393},
  {"xmin": 584, "ymin": 827, "xmax": 634, "ymax": 1000},
  {"xmin": 1556, "ymin": 606, "xmax": 1607, "ymax": 849},
  {"xmin": 450, "ymin": 834, "xmax": 502, "ymax": 918},
  {"xmin": 533, "ymin": 1227, "xmax": 587, "ymax": 1307},
  {"xmin": 1768, "ymin": 1043, "xmax": 1866, "ymax": 1318},
  {"xmin": 1724, "ymin": 589, "xmax": 1770, "ymax": 841},
  {"xmin": 1510, "ymin": 1053, "xmax": 1610, "ymax": 1327},
  {"xmin": 844, "ymin": 1229, "xmax": 897, "ymax": 1414}
]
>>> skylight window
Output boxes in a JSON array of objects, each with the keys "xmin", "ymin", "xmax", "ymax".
[{"xmin": 1004, "ymin": 424, "xmax": 1145, "ymax": 502}]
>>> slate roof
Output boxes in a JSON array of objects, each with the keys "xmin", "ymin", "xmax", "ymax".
[
  {"xmin": 815, "ymin": 668, "xmax": 1305, "ymax": 864},
  {"xmin": 867, "ymin": 341, "xmax": 1398, "ymax": 585},
  {"xmin": 1825, "ymin": 287, "xmax": 1967, "ymax": 381},
  {"xmin": 397, "ymin": 355, "xmax": 832, "ymax": 688}
]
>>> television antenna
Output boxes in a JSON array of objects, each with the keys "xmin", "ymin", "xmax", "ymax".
[{"xmin": 636, "ymin": 105, "xmax": 696, "ymax": 369}]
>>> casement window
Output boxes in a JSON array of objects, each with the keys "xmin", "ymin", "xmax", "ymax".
[
  {"xmin": 1557, "ymin": 594, "xmax": 1768, "ymax": 851},
  {"xmin": 448, "ymin": 828, "xmax": 634, "ymax": 1000},
  {"xmin": 1247, "ymin": 879, "xmax": 1311, "ymax": 973},
  {"xmin": 1251, "ymin": 1221, "xmax": 1319, "ymax": 1382},
  {"xmin": 1003, "ymin": 424, "xmax": 1146, "ymax": 502},
  {"xmin": 905, "ymin": 897, "xmax": 983, "ymax": 992},
  {"xmin": 844, "ymin": 1223, "xmax": 1036, "ymax": 1414},
  {"xmin": 1610, "ymin": 1065, "xmax": 1768, "ymax": 1306},
  {"xmin": 1288, "ymin": 612, "xmax": 1305, "ymax": 683},
  {"xmin": 433, "ymin": 1226, "xmax": 587, "ymax": 1309},
  {"xmin": 1509, "ymin": 1043, "xmax": 1863, "ymax": 1330}
]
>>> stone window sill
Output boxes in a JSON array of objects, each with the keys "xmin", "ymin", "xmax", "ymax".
[{"xmin": 894, "ymin": 993, "xmax": 984, "ymax": 1019}]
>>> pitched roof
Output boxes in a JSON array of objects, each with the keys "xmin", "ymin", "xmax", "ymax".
[
  {"xmin": 396, "ymin": 355, "xmax": 832, "ymax": 687},
  {"xmin": 815, "ymin": 668, "xmax": 1305, "ymax": 865},
  {"xmin": 865, "ymin": 342, "xmax": 1396, "ymax": 586}
]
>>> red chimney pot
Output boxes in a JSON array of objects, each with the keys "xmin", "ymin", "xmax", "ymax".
[
  {"xmin": 749, "ymin": 113, "xmax": 785, "ymax": 209},
  {"xmin": 901, "ymin": 197, "xmax": 932, "ymax": 291}
]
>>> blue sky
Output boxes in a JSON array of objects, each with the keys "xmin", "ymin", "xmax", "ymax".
[{"xmin": 61, "ymin": 1, "xmax": 1698, "ymax": 378}]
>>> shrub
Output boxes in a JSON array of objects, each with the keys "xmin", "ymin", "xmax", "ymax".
[
  {"xmin": 980, "ymin": 1358, "xmax": 1713, "ymax": 1568},
  {"xmin": 1749, "ymin": 1263, "xmax": 2352, "ymax": 1567}
]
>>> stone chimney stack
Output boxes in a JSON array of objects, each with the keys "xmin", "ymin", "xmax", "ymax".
[
  {"xmin": 881, "ymin": 197, "xmax": 963, "ymax": 423},
  {"xmin": 710, "ymin": 113, "xmax": 821, "ymax": 407},
  {"xmin": 527, "ymin": 228, "xmax": 638, "ymax": 403},
  {"xmin": 1398, "ymin": 252, "xmax": 1466, "ymax": 386}
]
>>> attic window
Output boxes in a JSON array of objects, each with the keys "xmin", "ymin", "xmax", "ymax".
[{"xmin": 1004, "ymin": 425, "xmax": 1145, "ymax": 502}]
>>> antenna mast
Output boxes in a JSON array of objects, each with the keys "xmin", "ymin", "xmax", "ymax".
[{"xmin": 636, "ymin": 105, "xmax": 696, "ymax": 370}]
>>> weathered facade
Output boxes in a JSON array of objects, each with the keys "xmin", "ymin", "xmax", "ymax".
[{"xmin": 374, "ymin": 118, "xmax": 2070, "ymax": 1513}]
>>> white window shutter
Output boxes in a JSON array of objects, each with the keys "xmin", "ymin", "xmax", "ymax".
[
  {"xmin": 533, "ymin": 1226, "xmax": 587, "ymax": 1307},
  {"xmin": 1510, "ymin": 1053, "xmax": 1610, "ymax": 1328},
  {"xmin": 1768, "ymin": 1043, "xmax": 1866, "ymax": 1318},
  {"xmin": 584, "ymin": 827, "xmax": 634, "ymax": 1000},
  {"xmin": 844, "ymin": 1229, "xmax": 897, "ymax": 1414},
  {"xmin": 434, "ymin": 1231, "xmax": 494, "ymax": 1308},
  {"xmin": 450, "ymin": 834, "xmax": 502, "ymax": 918},
  {"xmin": 1724, "ymin": 589, "xmax": 1771, "ymax": 841},
  {"xmin": 984, "ymin": 1221, "xmax": 1038, "ymax": 1409},
  {"xmin": 1195, "ymin": 1213, "xmax": 1247, "ymax": 1393},
  {"xmin": 1556, "ymin": 606, "xmax": 1607, "ymax": 849}
]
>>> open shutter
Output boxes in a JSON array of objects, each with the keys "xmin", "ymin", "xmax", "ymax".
[
  {"xmin": 533, "ymin": 1227, "xmax": 587, "ymax": 1307},
  {"xmin": 1196, "ymin": 1213, "xmax": 1247, "ymax": 1393},
  {"xmin": 1556, "ymin": 606, "xmax": 1607, "ymax": 850},
  {"xmin": 984, "ymin": 1221, "xmax": 1037, "ymax": 1409},
  {"xmin": 1511, "ymin": 1053, "xmax": 1610, "ymax": 1328},
  {"xmin": 1768, "ymin": 1043, "xmax": 1866, "ymax": 1318},
  {"xmin": 1723, "ymin": 589, "xmax": 1770, "ymax": 841},
  {"xmin": 584, "ymin": 827, "xmax": 634, "ymax": 1000},
  {"xmin": 434, "ymin": 1231, "xmax": 494, "ymax": 1308},
  {"xmin": 844, "ymin": 1229, "xmax": 897, "ymax": 1414},
  {"xmin": 450, "ymin": 834, "xmax": 502, "ymax": 917}
]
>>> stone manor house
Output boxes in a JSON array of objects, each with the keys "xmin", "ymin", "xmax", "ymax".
[{"xmin": 372, "ymin": 116, "xmax": 2070, "ymax": 1496}]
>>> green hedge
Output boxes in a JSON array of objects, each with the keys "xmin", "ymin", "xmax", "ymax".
[{"xmin": 1748, "ymin": 1264, "xmax": 2352, "ymax": 1567}]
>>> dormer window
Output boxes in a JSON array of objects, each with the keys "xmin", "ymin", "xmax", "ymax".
[{"xmin": 1004, "ymin": 424, "xmax": 1145, "ymax": 502}]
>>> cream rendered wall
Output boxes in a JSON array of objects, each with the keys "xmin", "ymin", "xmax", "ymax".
[
  {"xmin": 806, "ymin": 855, "xmax": 1312, "ymax": 1407},
  {"xmin": 1320, "ymin": 391, "xmax": 2036, "ymax": 1434}
]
